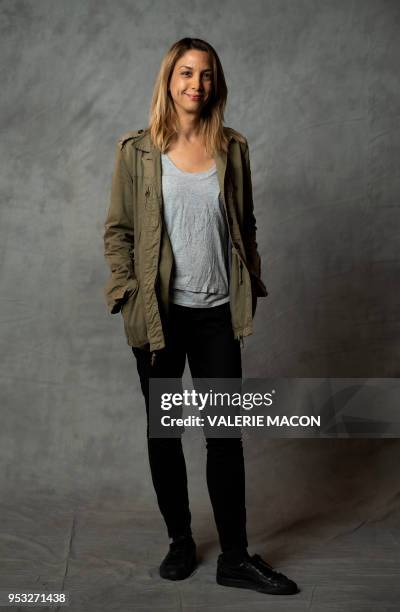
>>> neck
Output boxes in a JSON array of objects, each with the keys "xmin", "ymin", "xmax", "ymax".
[{"xmin": 174, "ymin": 111, "xmax": 203, "ymax": 143}]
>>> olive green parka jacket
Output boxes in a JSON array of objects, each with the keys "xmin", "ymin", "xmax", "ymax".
[{"xmin": 103, "ymin": 126, "xmax": 268, "ymax": 360}]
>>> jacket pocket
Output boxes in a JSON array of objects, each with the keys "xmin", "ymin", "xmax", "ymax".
[
  {"xmin": 120, "ymin": 281, "xmax": 148, "ymax": 346},
  {"xmin": 144, "ymin": 184, "xmax": 160, "ymax": 228}
]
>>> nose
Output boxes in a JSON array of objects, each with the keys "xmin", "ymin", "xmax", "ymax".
[{"xmin": 190, "ymin": 75, "xmax": 202, "ymax": 92}]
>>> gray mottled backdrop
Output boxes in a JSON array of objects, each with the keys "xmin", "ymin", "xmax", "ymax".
[{"xmin": 1, "ymin": 0, "xmax": 400, "ymax": 540}]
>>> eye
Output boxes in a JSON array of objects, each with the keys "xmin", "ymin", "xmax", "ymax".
[{"xmin": 180, "ymin": 71, "xmax": 212, "ymax": 79}]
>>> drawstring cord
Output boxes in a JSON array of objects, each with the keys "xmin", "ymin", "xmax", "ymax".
[
  {"xmin": 239, "ymin": 260, "xmax": 243, "ymax": 285},
  {"xmin": 151, "ymin": 351, "xmax": 157, "ymax": 367}
]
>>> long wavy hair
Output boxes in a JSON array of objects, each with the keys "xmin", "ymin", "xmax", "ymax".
[{"xmin": 148, "ymin": 37, "xmax": 244, "ymax": 155}]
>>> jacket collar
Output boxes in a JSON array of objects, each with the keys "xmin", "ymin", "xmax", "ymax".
[
  {"xmin": 134, "ymin": 128, "xmax": 233, "ymax": 200},
  {"xmin": 132, "ymin": 127, "xmax": 235, "ymax": 152}
]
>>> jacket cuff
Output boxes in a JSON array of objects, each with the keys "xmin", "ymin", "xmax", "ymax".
[
  {"xmin": 105, "ymin": 277, "xmax": 138, "ymax": 314},
  {"xmin": 249, "ymin": 270, "xmax": 268, "ymax": 297}
]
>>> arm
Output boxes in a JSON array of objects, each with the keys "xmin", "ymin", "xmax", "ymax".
[
  {"xmin": 242, "ymin": 139, "xmax": 262, "ymax": 281},
  {"xmin": 103, "ymin": 141, "xmax": 137, "ymax": 314},
  {"xmin": 241, "ymin": 139, "xmax": 268, "ymax": 318}
]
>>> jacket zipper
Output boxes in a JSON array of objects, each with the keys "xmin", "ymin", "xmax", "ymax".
[
  {"xmin": 145, "ymin": 183, "xmax": 161, "ymax": 359},
  {"xmin": 220, "ymin": 188, "xmax": 249, "ymax": 342}
]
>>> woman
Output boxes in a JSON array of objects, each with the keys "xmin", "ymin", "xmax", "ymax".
[{"xmin": 103, "ymin": 37, "xmax": 299, "ymax": 596}]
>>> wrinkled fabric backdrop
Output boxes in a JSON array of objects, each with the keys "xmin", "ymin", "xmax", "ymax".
[{"xmin": 1, "ymin": 0, "xmax": 399, "ymax": 609}]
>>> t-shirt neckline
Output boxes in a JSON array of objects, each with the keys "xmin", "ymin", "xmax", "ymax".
[{"xmin": 163, "ymin": 153, "xmax": 216, "ymax": 176}]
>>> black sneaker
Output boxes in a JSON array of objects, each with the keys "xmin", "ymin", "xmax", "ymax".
[
  {"xmin": 217, "ymin": 552, "xmax": 299, "ymax": 595},
  {"xmin": 159, "ymin": 535, "xmax": 197, "ymax": 580}
]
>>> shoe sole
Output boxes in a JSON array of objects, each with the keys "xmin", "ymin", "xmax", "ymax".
[{"xmin": 216, "ymin": 574, "xmax": 299, "ymax": 595}]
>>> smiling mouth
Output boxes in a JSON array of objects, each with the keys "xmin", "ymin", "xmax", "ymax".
[{"xmin": 186, "ymin": 94, "xmax": 203, "ymax": 100}]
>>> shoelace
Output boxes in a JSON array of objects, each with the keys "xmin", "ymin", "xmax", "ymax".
[{"xmin": 252, "ymin": 554, "xmax": 287, "ymax": 580}]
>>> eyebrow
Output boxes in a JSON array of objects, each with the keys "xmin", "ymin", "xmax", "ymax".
[{"xmin": 179, "ymin": 65, "xmax": 212, "ymax": 71}]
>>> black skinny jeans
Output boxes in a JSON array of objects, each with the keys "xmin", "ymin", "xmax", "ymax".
[{"xmin": 131, "ymin": 301, "xmax": 248, "ymax": 554}]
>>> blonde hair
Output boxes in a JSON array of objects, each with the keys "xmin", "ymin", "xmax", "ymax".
[{"xmin": 147, "ymin": 37, "xmax": 239, "ymax": 155}]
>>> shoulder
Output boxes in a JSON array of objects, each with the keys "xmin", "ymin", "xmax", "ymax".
[
  {"xmin": 223, "ymin": 126, "xmax": 248, "ymax": 149},
  {"xmin": 117, "ymin": 128, "xmax": 148, "ymax": 150}
]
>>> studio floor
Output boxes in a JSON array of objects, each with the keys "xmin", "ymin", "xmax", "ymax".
[{"xmin": 1, "ymin": 493, "xmax": 399, "ymax": 612}]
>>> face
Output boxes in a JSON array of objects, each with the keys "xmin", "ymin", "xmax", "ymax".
[{"xmin": 168, "ymin": 49, "xmax": 213, "ymax": 116}]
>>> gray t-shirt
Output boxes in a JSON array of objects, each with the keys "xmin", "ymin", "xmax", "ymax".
[{"xmin": 161, "ymin": 153, "xmax": 232, "ymax": 307}]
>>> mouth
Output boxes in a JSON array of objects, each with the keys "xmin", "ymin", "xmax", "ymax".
[{"xmin": 186, "ymin": 94, "xmax": 203, "ymax": 101}]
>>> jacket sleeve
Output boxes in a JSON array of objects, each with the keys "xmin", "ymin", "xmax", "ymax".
[
  {"xmin": 103, "ymin": 141, "xmax": 137, "ymax": 314},
  {"xmin": 242, "ymin": 140, "xmax": 269, "ymax": 300},
  {"xmin": 242, "ymin": 139, "xmax": 262, "ymax": 279}
]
